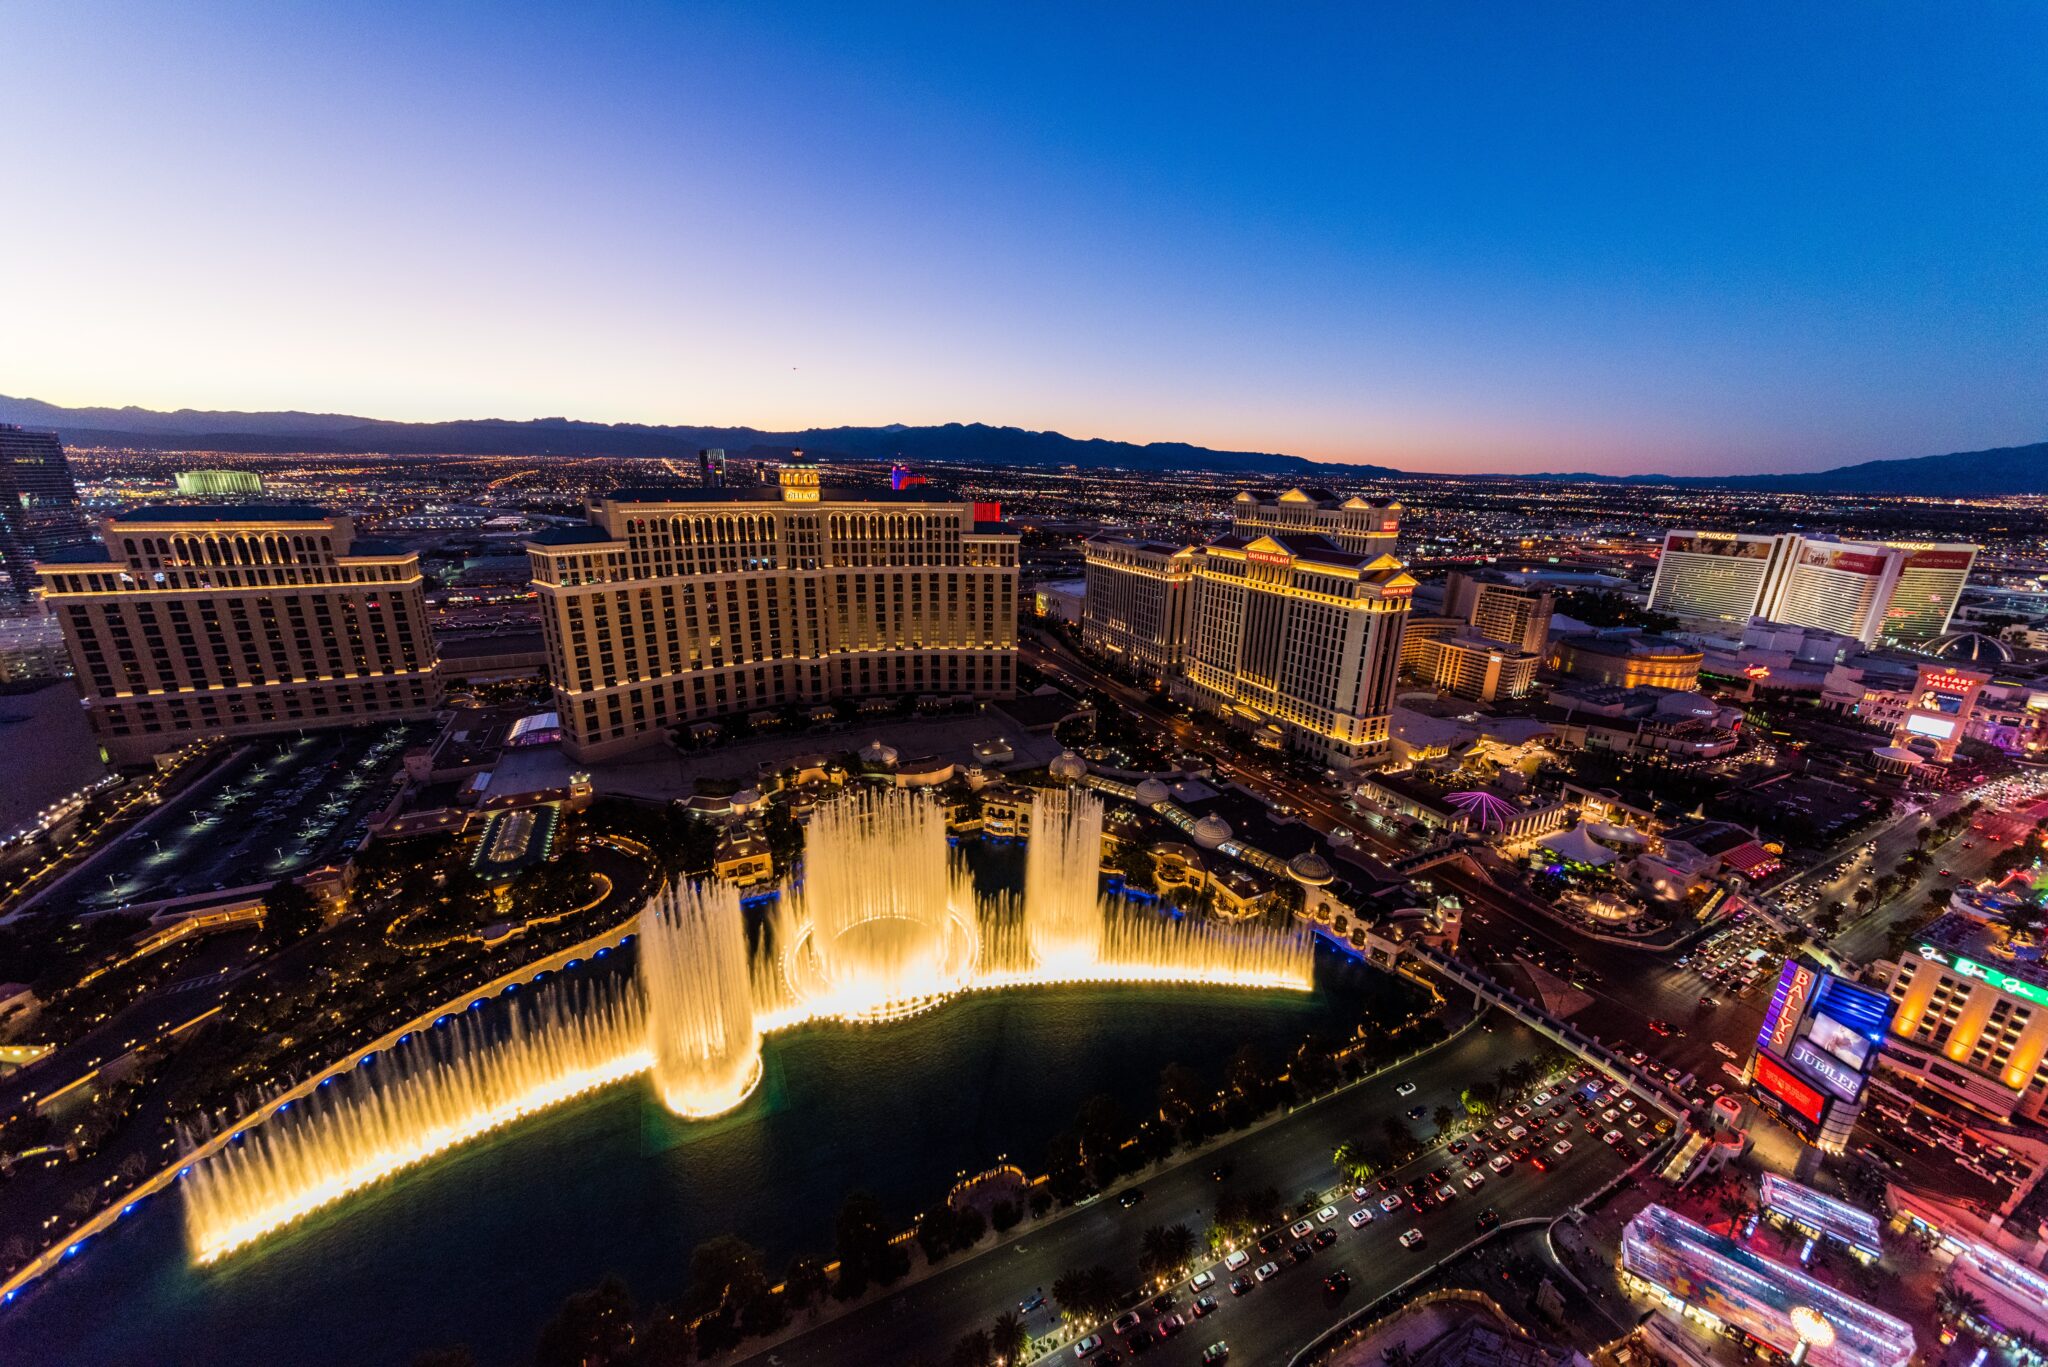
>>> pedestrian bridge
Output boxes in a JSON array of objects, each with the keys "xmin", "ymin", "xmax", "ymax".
[{"xmin": 1409, "ymin": 943, "xmax": 1694, "ymax": 1121}]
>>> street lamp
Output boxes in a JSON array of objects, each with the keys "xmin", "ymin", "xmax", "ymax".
[{"xmin": 1788, "ymin": 1305, "xmax": 1834, "ymax": 1364}]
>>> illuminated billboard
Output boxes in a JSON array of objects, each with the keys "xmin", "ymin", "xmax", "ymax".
[
  {"xmin": 1754, "ymin": 1051, "xmax": 1825, "ymax": 1129},
  {"xmin": 1904, "ymin": 714, "xmax": 1957, "ymax": 741},
  {"xmin": 1665, "ymin": 533, "xmax": 1772, "ymax": 560},
  {"xmin": 1806, "ymin": 1013, "xmax": 1873, "ymax": 1071}
]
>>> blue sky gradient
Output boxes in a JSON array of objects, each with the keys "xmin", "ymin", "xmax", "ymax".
[{"xmin": 5, "ymin": 3, "xmax": 2044, "ymax": 473}]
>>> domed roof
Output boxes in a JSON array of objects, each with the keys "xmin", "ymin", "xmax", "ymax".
[
  {"xmin": 1191, "ymin": 813, "xmax": 1233, "ymax": 848},
  {"xmin": 1134, "ymin": 777, "xmax": 1171, "ymax": 806},
  {"xmin": 1927, "ymin": 631, "xmax": 2012, "ymax": 665},
  {"xmin": 859, "ymin": 740, "xmax": 899, "ymax": 766},
  {"xmin": 1287, "ymin": 852, "xmax": 1333, "ymax": 885},
  {"xmin": 1049, "ymin": 751, "xmax": 1089, "ymax": 782},
  {"xmin": 1327, "ymin": 827, "xmax": 1356, "ymax": 848}
]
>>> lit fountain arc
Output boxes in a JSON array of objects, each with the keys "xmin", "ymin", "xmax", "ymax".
[{"xmin": 180, "ymin": 788, "xmax": 1314, "ymax": 1263}]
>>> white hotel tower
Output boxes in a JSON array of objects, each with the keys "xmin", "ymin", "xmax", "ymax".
[{"xmin": 528, "ymin": 466, "xmax": 1019, "ymax": 761}]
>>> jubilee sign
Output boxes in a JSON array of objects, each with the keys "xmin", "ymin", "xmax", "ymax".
[{"xmin": 1789, "ymin": 1038, "xmax": 1866, "ymax": 1102}]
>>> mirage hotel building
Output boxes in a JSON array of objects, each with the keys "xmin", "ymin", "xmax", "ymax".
[{"xmin": 529, "ymin": 466, "xmax": 1019, "ymax": 761}]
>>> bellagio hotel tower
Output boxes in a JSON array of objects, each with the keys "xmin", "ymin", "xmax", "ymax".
[{"xmin": 527, "ymin": 465, "xmax": 1020, "ymax": 761}]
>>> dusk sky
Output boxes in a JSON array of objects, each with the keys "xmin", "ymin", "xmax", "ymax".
[{"xmin": 6, "ymin": 3, "xmax": 2045, "ymax": 475}]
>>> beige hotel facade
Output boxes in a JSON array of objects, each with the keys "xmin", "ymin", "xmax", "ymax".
[
  {"xmin": 38, "ymin": 505, "xmax": 440, "ymax": 765},
  {"xmin": 527, "ymin": 469, "xmax": 1019, "ymax": 761}
]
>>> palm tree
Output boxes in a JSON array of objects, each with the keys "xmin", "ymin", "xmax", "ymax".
[
  {"xmin": 1332, "ymin": 1140, "xmax": 1367, "ymax": 1183},
  {"xmin": 990, "ymin": 1311, "xmax": 1027, "ymax": 1365},
  {"xmin": 1081, "ymin": 1265, "xmax": 1120, "ymax": 1318},
  {"xmin": 1934, "ymin": 1277, "xmax": 1986, "ymax": 1328},
  {"xmin": 1052, "ymin": 1269, "xmax": 1090, "ymax": 1320},
  {"xmin": 1161, "ymin": 1223, "xmax": 1197, "ymax": 1275},
  {"xmin": 1139, "ymin": 1225, "xmax": 1170, "ymax": 1277},
  {"xmin": 1717, "ymin": 1190, "xmax": 1751, "ymax": 1233},
  {"xmin": 2003, "ymin": 900, "xmax": 2047, "ymax": 945}
]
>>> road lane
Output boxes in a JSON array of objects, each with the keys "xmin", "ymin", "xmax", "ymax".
[{"xmin": 729, "ymin": 1021, "xmax": 1646, "ymax": 1367}]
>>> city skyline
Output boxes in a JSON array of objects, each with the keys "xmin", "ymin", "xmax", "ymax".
[{"xmin": 7, "ymin": 4, "xmax": 2047, "ymax": 475}]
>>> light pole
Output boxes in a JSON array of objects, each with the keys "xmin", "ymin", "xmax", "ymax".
[{"xmin": 1788, "ymin": 1305, "xmax": 1834, "ymax": 1364}]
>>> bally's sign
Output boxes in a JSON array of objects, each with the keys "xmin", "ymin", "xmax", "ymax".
[{"xmin": 1758, "ymin": 961, "xmax": 1817, "ymax": 1058}]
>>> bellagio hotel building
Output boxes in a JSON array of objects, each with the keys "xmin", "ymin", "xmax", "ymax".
[
  {"xmin": 37, "ymin": 505, "xmax": 440, "ymax": 765},
  {"xmin": 527, "ymin": 468, "xmax": 1020, "ymax": 761}
]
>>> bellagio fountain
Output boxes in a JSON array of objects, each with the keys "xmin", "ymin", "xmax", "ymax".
[{"xmin": 179, "ymin": 787, "xmax": 1313, "ymax": 1263}]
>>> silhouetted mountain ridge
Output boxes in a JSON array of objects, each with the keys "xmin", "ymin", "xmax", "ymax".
[{"xmin": 1, "ymin": 395, "xmax": 2041, "ymax": 493}]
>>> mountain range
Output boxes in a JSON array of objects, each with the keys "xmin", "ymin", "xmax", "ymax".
[{"xmin": 2, "ymin": 394, "xmax": 2041, "ymax": 495}]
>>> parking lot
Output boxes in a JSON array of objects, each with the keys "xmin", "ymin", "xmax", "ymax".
[{"xmin": 71, "ymin": 723, "xmax": 430, "ymax": 911}]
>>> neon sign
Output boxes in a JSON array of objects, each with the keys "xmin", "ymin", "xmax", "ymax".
[
  {"xmin": 1789, "ymin": 1038, "xmax": 1866, "ymax": 1103},
  {"xmin": 1924, "ymin": 672, "xmax": 1980, "ymax": 695},
  {"xmin": 1759, "ymin": 960, "xmax": 1817, "ymax": 1056},
  {"xmin": 1246, "ymin": 550, "xmax": 1292, "ymax": 568},
  {"xmin": 1918, "ymin": 945, "xmax": 2048, "ymax": 1007}
]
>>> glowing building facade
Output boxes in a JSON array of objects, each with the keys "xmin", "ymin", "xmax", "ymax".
[
  {"xmin": 1648, "ymin": 530, "xmax": 1976, "ymax": 646},
  {"xmin": 1183, "ymin": 531, "xmax": 1413, "ymax": 769},
  {"xmin": 1882, "ymin": 913, "xmax": 2048, "ymax": 1123},
  {"xmin": 1410, "ymin": 632, "xmax": 1537, "ymax": 703},
  {"xmin": 37, "ymin": 506, "xmax": 440, "ymax": 764},
  {"xmin": 1080, "ymin": 536, "xmax": 1195, "ymax": 674},
  {"xmin": 1548, "ymin": 632, "xmax": 1702, "ymax": 691},
  {"xmin": 1229, "ymin": 488, "xmax": 1401, "ymax": 557},
  {"xmin": 1749, "ymin": 958, "xmax": 1893, "ymax": 1153},
  {"xmin": 0, "ymin": 425, "xmax": 94, "ymax": 602},
  {"xmin": 527, "ymin": 470, "xmax": 1020, "ymax": 761},
  {"xmin": 1620, "ymin": 1204, "xmax": 1914, "ymax": 1367}
]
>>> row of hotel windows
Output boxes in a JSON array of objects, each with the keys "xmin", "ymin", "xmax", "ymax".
[
  {"xmin": 98, "ymin": 677, "xmax": 435, "ymax": 737},
  {"xmin": 1895, "ymin": 969, "xmax": 2038, "ymax": 1072},
  {"xmin": 570, "ymin": 651, "xmax": 1014, "ymax": 742},
  {"xmin": 67, "ymin": 596, "xmax": 425, "ymax": 696},
  {"xmin": 118, "ymin": 532, "xmax": 337, "ymax": 567},
  {"xmin": 52, "ymin": 562, "xmax": 410, "ymax": 593}
]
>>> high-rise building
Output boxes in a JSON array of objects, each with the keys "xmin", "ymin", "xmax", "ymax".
[
  {"xmin": 1080, "ymin": 537, "xmax": 1195, "ymax": 675},
  {"xmin": 1182, "ymin": 531, "xmax": 1413, "ymax": 769},
  {"xmin": 527, "ymin": 469, "xmax": 1019, "ymax": 762},
  {"xmin": 1646, "ymin": 531, "xmax": 1791, "ymax": 628},
  {"xmin": 1648, "ymin": 530, "xmax": 1977, "ymax": 646},
  {"xmin": 1884, "ymin": 913, "xmax": 2048, "ymax": 1123},
  {"xmin": 37, "ymin": 505, "xmax": 441, "ymax": 764},
  {"xmin": 1410, "ymin": 633, "xmax": 1538, "ymax": 704},
  {"xmin": 1445, "ymin": 569, "xmax": 1553, "ymax": 654},
  {"xmin": 0, "ymin": 426, "xmax": 94, "ymax": 602},
  {"xmin": 1880, "ymin": 543, "xmax": 1979, "ymax": 643},
  {"xmin": 697, "ymin": 448, "xmax": 727, "ymax": 488},
  {"xmin": 1230, "ymin": 488, "xmax": 1401, "ymax": 558}
]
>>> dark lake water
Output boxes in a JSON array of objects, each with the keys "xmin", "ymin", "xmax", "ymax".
[{"xmin": 2, "ymin": 848, "xmax": 1420, "ymax": 1367}]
